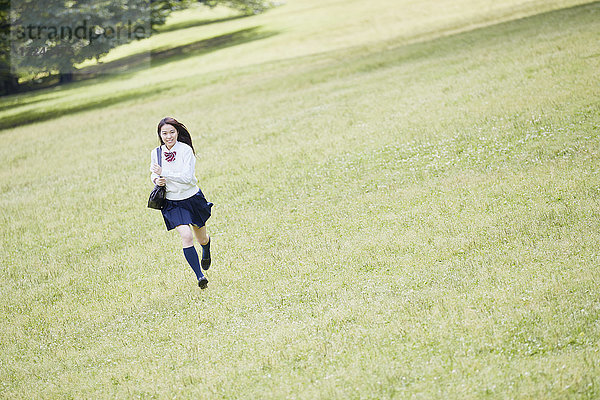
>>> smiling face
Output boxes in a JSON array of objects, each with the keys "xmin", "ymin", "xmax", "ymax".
[{"xmin": 160, "ymin": 123, "xmax": 178, "ymax": 149}]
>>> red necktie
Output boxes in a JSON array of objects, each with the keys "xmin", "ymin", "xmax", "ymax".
[{"xmin": 164, "ymin": 151, "xmax": 176, "ymax": 162}]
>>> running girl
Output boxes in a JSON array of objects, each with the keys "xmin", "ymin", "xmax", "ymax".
[{"xmin": 150, "ymin": 117, "xmax": 213, "ymax": 289}]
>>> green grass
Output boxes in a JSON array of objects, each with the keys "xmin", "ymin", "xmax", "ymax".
[{"xmin": 1, "ymin": 0, "xmax": 600, "ymax": 398}]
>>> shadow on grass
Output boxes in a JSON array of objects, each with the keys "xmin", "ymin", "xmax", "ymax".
[
  {"xmin": 0, "ymin": 26, "xmax": 278, "ymax": 130},
  {"xmin": 0, "ymin": 84, "xmax": 176, "ymax": 132},
  {"xmin": 154, "ymin": 14, "xmax": 249, "ymax": 34},
  {"xmin": 79, "ymin": 26, "xmax": 277, "ymax": 77},
  {"xmin": 151, "ymin": 26, "xmax": 278, "ymax": 67},
  {"xmin": 0, "ymin": 97, "xmax": 50, "ymax": 113}
]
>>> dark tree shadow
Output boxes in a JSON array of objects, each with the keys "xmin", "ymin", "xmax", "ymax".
[
  {"xmin": 153, "ymin": 26, "xmax": 277, "ymax": 65},
  {"xmin": 0, "ymin": 97, "xmax": 50, "ymax": 112},
  {"xmin": 78, "ymin": 26, "xmax": 278, "ymax": 77},
  {"xmin": 154, "ymin": 14, "xmax": 249, "ymax": 34}
]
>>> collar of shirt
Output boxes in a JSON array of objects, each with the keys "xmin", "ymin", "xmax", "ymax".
[{"xmin": 162, "ymin": 141, "xmax": 180, "ymax": 153}]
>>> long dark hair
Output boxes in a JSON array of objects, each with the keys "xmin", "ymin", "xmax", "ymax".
[{"xmin": 157, "ymin": 117, "xmax": 195, "ymax": 154}]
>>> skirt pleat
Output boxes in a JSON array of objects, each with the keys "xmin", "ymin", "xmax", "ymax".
[{"xmin": 161, "ymin": 189, "xmax": 213, "ymax": 231}]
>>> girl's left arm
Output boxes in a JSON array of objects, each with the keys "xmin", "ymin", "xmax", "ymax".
[
  {"xmin": 162, "ymin": 148, "xmax": 197, "ymax": 184},
  {"xmin": 150, "ymin": 148, "xmax": 160, "ymax": 184}
]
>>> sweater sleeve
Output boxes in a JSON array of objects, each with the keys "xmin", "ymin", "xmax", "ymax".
[
  {"xmin": 161, "ymin": 146, "xmax": 197, "ymax": 184},
  {"xmin": 150, "ymin": 148, "xmax": 160, "ymax": 185}
]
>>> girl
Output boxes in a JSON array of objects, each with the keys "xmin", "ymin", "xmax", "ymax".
[{"xmin": 150, "ymin": 117, "xmax": 213, "ymax": 289}]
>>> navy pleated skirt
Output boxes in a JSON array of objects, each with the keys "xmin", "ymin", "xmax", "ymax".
[{"xmin": 161, "ymin": 189, "xmax": 213, "ymax": 231}]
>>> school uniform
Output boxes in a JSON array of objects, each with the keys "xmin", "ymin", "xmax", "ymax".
[{"xmin": 150, "ymin": 141, "xmax": 213, "ymax": 230}]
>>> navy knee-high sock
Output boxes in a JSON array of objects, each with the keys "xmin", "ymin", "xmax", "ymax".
[
  {"xmin": 183, "ymin": 246, "xmax": 204, "ymax": 280},
  {"xmin": 201, "ymin": 237, "xmax": 211, "ymax": 260}
]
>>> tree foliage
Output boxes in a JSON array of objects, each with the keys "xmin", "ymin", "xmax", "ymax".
[{"xmin": 9, "ymin": 0, "xmax": 152, "ymax": 79}]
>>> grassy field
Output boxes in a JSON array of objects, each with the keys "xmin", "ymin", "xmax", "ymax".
[{"xmin": 1, "ymin": 0, "xmax": 600, "ymax": 398}]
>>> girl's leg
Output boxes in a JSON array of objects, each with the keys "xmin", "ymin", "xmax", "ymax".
[
  {"xmin": 192, "ymin": 225, "xmax": 211, "ymax": 270},
  {"xmin": 176, "ymin": 224, "xmax": 207, "ymax": 288},
  {"xmin": 191, "ymin": 225, "xmax": 209, "ymax": 245},
  {"xmin": 176, "ymin": 224, "xmax": 195, "ymax": 247}
]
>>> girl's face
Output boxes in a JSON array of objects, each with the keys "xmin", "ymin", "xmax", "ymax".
[{"xmin": 160, "ymin": 124, "xmax": 178, "ymax": 149}]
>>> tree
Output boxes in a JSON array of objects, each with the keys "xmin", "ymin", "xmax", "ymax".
[
  {"xmin": 1, "ymin": 0, "xmax": 19, "ymax": 95},
  {"xmin": 2, "ymin": 0, "xmax": 270, "ymax": 94},
  {"xmin": 9, "ymin": 0, "xmax": 155, "ymax": 84}
]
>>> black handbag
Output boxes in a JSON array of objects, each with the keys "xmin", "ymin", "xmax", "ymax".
[{"xmin": 148, "ymin": 147, "xmax": 166, "ymax": 210}]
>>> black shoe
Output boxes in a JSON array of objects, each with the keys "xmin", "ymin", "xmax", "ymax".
[
  {"xmin": 201, "ymin": 238, "xmax": 211, "ymax": 270},
  {"xmin": 198, "ymin": 277, "xmax": 208, "ymax": 289}
]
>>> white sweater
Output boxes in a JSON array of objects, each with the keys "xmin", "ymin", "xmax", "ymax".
[{"xmin": 150, "ymin": 141, "xmax": 199, "ymax": 200}]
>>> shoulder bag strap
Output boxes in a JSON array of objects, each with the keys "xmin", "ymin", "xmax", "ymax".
[{"xmin": 156, "ymin": 147, "xmax": 163, "ymax": 177}]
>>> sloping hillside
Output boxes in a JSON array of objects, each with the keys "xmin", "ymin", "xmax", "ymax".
[{"xmin": 1, "ymin": 1, "xmax": 599, "ymax": 398}]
